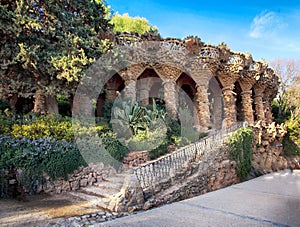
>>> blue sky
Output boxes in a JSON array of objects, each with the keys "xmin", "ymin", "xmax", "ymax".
[{"xmin": 106, "ymin": 0, "xmax": 300, "ymax": 62}]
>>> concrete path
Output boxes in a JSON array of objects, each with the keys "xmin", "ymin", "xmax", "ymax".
[{"xmin": 100, "ymin": 170, "xmax": 300, "ymax": 227}]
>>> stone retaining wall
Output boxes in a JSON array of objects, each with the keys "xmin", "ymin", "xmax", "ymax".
[
  {"xmin": 21, "ymin": 163, "xmax": 117, "ymax": 194},
  {"xmin": 123, "ymin": 151, "xmax": 149, "ymax": 167},
  {"xmin": 251, "ymin": 122, "xmax": 294, "ymax": 175},
  {"xmin": 142, "ymin": 145, "xmax": 239, "ymax": 210}
]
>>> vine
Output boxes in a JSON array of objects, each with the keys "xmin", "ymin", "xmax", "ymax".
[{"xmin": 228, "ymin": 127, "xmax": 254, "ymax": 181}]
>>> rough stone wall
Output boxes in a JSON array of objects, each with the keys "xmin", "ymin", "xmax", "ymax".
[
  {"xmin": 251, "ymin": 123, "xmax": 295, "ymax": 175},
  {"xmin": 141, "ymin": 145, "xmax": 239, "ymax": 210},
  {"xmin": 31, "ymin": 163, "xmax": 117, "ymax": 194},
  {"xmin": 123, "ymin": 151, "xmax": 149, "ymax": 167},
  {"xmin": 108, "ymin": 174, "xmax": 144, "ymax": 213}
]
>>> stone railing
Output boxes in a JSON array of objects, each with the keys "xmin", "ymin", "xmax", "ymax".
[
  {"xmin": 134, "ymin": 122, "xmax": 246, "ymax": 189},
  {"xmin": 160, "ymin": 39, "xmax": 186, "ymax": 52},
  {"xmin": 200, "ymin": 46, "xmax": 219, "ymax": 59}
]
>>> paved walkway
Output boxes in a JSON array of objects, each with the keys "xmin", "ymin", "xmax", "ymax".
[{"xmin": 100, "ymin": 170, "xmax": 300, "ymax": 227}]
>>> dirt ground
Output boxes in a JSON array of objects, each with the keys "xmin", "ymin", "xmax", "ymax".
[{"xmin": 0, "ymin": 193, "xmax": 102, "ymax": 226}]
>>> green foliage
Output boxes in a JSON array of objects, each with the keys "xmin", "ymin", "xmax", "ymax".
[
  {"xmin": 178, "ymin": 107, "xmax": 202, "ymax": 146},
  {"xmin": 0, "ymin": 135, "xmax": 87, "ymax": 196},
  {"xmin": 11, "ymin": 115, "xmax": 74, "ymax": 141},
  {"xmin": 111, "ymin": 99, "xmax": 166, "ymax": 137},
  {"xmin": 282, "ymin": 115, "xmax": 300, "ymax": 156},
  {"xmin": 110, "ymin": 13, "xmax": 158, "ymax": 34},
  {"xmin": 100, "ymin": 132, "xmax": 130, "ymax": 162},
  {"xmin": 0, "ymin": 0, "xmax": 112, "ymax": 99},
  {"xmin": 127, "ymin": 129, "xmax": 166, "ymax": 151},
  {"xmin": 148, "ymin": 117, "xmax": 180, "ymax": 159},
  {"xmin": 0, "ymin": 99, "xmax": 9, "ymax": 111},
  {"xmin": 282, "ymin": 134, "xmax": 300, "ymax": 156},
  {"xmin": 0, "ymin": 110, "xmax": 13, "ymax": 134},
  {"xmin": 228, "ymin": 127, "xmax": 254, "ymax": 181},
  {"xmin": 57, "ymin": 95, "xmax": 71, "ymax": 117}
]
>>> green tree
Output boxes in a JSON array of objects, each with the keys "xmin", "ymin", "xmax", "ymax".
[
  {"xmin": 110, "ymin": 13, "xmax": 158, "ymax": 34},
  {"xmin": 0, "ymin": 0, "xmax": 112, "ymax": 114}
]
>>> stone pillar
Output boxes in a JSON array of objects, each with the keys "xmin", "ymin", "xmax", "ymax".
[
  {"xmin": 138, "ymin": 82, "xmax": 150, "ymax": 106},
  {"xmin": 105, "ymin": 88, "xmax": 118, "ymax": 102},
  {"xmin": 72, "ymin": 93, "xmax": 93, "ymax": 117},
  {"xmin": 253, "ymin": 94, "xmax": 265, "ymax": 124},
  {"xmin": 123, "ymin": 79, "xmax": 137, "ymax": 101},
  {"xmin": 212, "ymin": 95, "xmax": 223, "ymax": 129},
  {"xmin": 163, "ymin": 80, "xmax": 177, "ymax": 118},
  {"xmin": 241, "ymin": 90, "xmax": 254, "ymax": 125},
  {"xmin": 264, "ymin": 97, "xmax": 273, "ymax": 124},
  {"xmin": 195, "ymin": 85, "xmax": 210, "ymax": 130},
  {"xmin": 222, "ymin": 85, "xmax": 237, "ymax": 128}
]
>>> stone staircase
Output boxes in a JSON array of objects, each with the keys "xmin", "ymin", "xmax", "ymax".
[{"xmin": 69, "ymin": 173, "xmax": 129, "ymax": 211}]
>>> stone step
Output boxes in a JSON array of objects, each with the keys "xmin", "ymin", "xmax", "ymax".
[
  {"xmin": 69, "ymin": 191, "xmax": 110, "ymax": 210},
  {"xmin": 95, "ymin": 181, "xmax": 123, "ymax": 190},
  {"xmin": 103, "ymin": 175, "xmax": 128, "ymax": 184},
  {"xmin": 81, "ymin": 186, "xmax": 120, "ymax": 199}
]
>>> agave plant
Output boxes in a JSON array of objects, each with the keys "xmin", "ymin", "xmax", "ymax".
[{"xmin": 111, "ymin": 99, "xmax": 166, "ymax": 137}]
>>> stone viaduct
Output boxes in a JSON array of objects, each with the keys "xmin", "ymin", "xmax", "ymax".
[{"xmin": 92, "ymin": 32, "xmax": 279, "ymax": 130}]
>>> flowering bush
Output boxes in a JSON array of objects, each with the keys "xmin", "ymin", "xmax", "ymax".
[{"xmin": 11, "ymin": 115, "xmax": 74, "ymax": 141}]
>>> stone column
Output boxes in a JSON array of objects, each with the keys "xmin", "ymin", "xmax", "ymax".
[
  {"xmin": 195, "ymin": 85, "xmax": 210, "ymax": 130},
  {"xmin": 123, "ymin": 79, "xmax": 137, "ymax": 101},
  {"xmin": 222, "ymin": 85, "xmax": 237, "ymax": 128},
  {"xmin": 163, "ymin": 80, "xmax": 177, "ymax": 118},
  {"xmin": 72, "ymin": 93, "xmax": 93, "ymax": 117},
  {"xmin": 105, "ymin": 88, "xmax": 118, "ymax": 102},
  {"xmin": 138, "ymin": 83, "xmax": 150, "ymax": 106},
  {"xmin": 264, "ymin": 97, "xmax": 273, "ymax": 124},
  {"xmin": 241, "ymin": 90, "xmax": 254, "ymax": 125},
  {"xmin": 213, "ymin": 95, "xmax": 223, "ymax": 129},
  {"xmin": 253, "ymin": 94, "xmax": 265, "ymax": 124}
]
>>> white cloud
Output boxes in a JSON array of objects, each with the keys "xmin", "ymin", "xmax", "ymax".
[{"xmin": 249, "ymin": 11, "xmax": 284, "ymax": 38}]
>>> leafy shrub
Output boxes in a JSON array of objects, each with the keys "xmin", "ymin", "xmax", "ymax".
[
  {"xmin": 0, "ymin": 110, "xmax": 13, "ymax": 134},
  {"xmin": 57, "ymin": 95, "xmax": 71, "ymax": 117},
  {"xmin": 11, "ymin": 115, "xmax": 74, "ymax": 141},
  {"xmin": 282, "ymin": 115, "xmax": 300, "ymax": 156},
  {"xmin": 127, "ymin": 129, "xmax": 167, "ymax": 151},
  {"xmin": 149, "ymin": 117, "xmax": 180, "ymax": 159},
  {"xmin": 0, "ymin": 99, "xmax": 10, "ymax": 111},
  {"xmin": 0, "ymin": 135, "xmax": 87, "ymax": 197},
  {"xmin": 228, "ymin": 127, "xmax": 254, "ymax": 181},
  {"xmin": 100, "ymin": 132, "xmax": 130, "ymax": 162}
]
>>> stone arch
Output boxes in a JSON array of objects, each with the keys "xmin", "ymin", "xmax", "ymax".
[
  {"xmin": 251, "ymin": 87, "xmax": 257, "ymax": 122},
  {"xmin": 175, "ymin": 72, "xmax": 199, "ymax": 126},
  {"xmin": 96, "ymin": 73, "xmax": 125, "ymax": 118},
  {"xmin": 208, "ymin": 77, "xmax": 224, "ymax": 130},
  {"xmin": 176, "ymin": 72, "xmax": 197, "ymax": 113},
  {"xmin": 136, "ymin": 68, "xmax": 164, "ymax": 106},
  {"xmin": 234, "ymin": 81, "xmax": 243, "ymax": 122},
  {"xmin": 76, "ymin": 40, "xmax": 214, "ymax": 127}
]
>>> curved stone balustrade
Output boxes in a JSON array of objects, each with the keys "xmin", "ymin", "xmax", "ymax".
[
  {"xmin": 200, "ymin": 46, "xmax": 219, "ymax": 59},
  {"xmin": 159, "ymin": 39, "xmax": 186, "ymax": 52}
]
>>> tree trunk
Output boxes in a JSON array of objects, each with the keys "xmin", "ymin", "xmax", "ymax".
[
  {"xmin": 33, "ymin": 89, "xmax": 58, "ymax": 115},
  {"xmin": 46, "ymin": 95, "xmax": 59, "ymax": 115},
  {"xmin": 8, "ymin": 94, "xmax": 18, "ymax": 112},
  {"xmin": 33, "ymin": 89, "xmax": 47, "ymax": 114}
]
